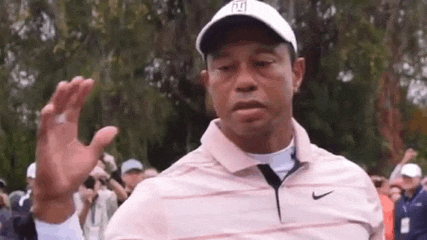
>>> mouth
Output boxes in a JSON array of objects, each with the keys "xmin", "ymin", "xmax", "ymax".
[{"xmin": 232, "ymin": 101, "xmax": 266, "ymax": 111}]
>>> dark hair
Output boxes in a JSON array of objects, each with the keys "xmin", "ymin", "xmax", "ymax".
[
  {"xmin": 370, "ymin": 175, "xmax": 386, "ymax": 188},
  {"xmin": 373, "ymin": 179, "xmax": 384, "ymax": 188}
]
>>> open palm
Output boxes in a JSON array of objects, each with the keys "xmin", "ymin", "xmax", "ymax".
[{"xmin": 34, "ymin": 77, "xmax": 117, "ymax": 206}]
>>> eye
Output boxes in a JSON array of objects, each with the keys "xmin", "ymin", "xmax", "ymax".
[
  {"xmin": 218, "ymin": 65, "xmax": 234, "ymax": 71},
  {"xmin": 254, "ymin": 61, "xmax": 273, "ymax": 67}
]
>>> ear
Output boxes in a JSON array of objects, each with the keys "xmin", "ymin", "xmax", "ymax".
[
  {"xmin": 199, "ymin": 70, "xmax": 209, "ymax": 89},
  {"xmin": 292, "ymin": 57, "xmax": 305, "ymax": 93}
]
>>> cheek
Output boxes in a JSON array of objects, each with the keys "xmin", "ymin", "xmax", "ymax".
[
  {"xmin": 263, "ymin": 76, "xmax": 293, "ymax": 109},
  {"xmin": 122, "ymin": 175, "xmax": 130, "ymax": 183},
  {"xmin": 208, "ymin": 77, "xmax": 233, "ymax": 116}
]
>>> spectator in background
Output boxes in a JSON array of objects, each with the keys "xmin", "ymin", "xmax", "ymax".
[
  {"xmin": 371, "ymin": 175, "xmax": 395, "ymax": 240},
  {"xmin": 12, "ymin": 163, "xmax": 37, "ymax": 240},
  {"xmin": 13, "ymin": 162, "xmax": 36, "ymax": 213},
  {"xmin": 121, "ymin": 159, "xmax": 144, "ymax": 196},
  {"xmin": 94, "ymin": 154, "xmax": 128, "ymax": 203},
  {"xmin": 389, "ymin": 184, "xmax": 403, "ymax": 203},
  {"xmin": 74, "ymin": 166, "xmax": 125, "ymax": 240},
  {"xmin": 390, "ymin": 148, "xmax": 418, "ymax": 183},
  {"xmin": 8, "ymin": 190, "xmax": 25, "ymax": 211},
  {"xmin": 0, "ymin": 178, "xmax": 19, "ymax": 240},
  {"xmin": 395, "ymin": 163, "xmax": 427, "ymax": 239},
  {"xmin": 388, "ymin": 148, "xmax": 416, "ymax": 205},
  {"xmin": 98, "ymin": 153, "xmax": 122, "ymax": 185}
]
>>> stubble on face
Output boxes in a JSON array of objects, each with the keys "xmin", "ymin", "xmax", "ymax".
[{"xmin": 402, "ymin": 176, "xmax": 421, "ymax": 192}]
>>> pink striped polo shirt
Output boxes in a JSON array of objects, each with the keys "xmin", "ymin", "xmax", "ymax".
[{"xmin": 105, "ymin": 119, "xmax": 384, "ymax": 240}]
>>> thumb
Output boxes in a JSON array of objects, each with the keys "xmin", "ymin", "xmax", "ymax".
[{"xmin": 90, "ymin": 126, "xmax": 118, "ymax": 158}]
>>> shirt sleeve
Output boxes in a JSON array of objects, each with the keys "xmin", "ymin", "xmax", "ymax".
[
  {"xmin": 389, "ymin": 164, "xmax": 403, "ymax": 182},
  {"xmin": 34, "ymin": 211, "xmax": 84, "ymax": 240}
]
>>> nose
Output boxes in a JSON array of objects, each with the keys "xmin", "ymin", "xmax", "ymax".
[{"xmin": 235, "ymin": 64, "xmax": 258, "ymax": 92}]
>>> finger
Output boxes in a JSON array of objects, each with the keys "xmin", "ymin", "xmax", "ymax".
[
  {"xmin": 49, "ymin": 81, "xmax": 67, "ymax": 103},
  {"xmin": 89, "ymin": 126, "xmax": 119, "ymax": 162},
  {"xmin": 38, "ymin": 104, "xmax": 55, "ymax": 139},
  {"xmin": 52, "ymin": 77, "xmax": 83, "ymax": 115},
  {"xmin": 50, "ymin": 81, "xmax": 71, "ymax": 114},
  {"xmin": 67, "ymin": 79, "xmax": 95, "ymax": 123}
]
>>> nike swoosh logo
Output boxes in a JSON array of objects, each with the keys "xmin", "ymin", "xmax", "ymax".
[{"xmin": 312, "ymin": 191, "xmax": 333, "ymax": 200}]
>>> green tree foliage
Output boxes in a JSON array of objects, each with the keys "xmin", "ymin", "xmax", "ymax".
[{"xmin": 2, "ymin": 0, "xmax": 427, "ymax": 190}]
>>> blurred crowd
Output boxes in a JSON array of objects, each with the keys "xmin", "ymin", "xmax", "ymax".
[
  {"xmin": 369, "ymin": 148, "xmax": 427, "ymax": 240},
  {"xmin": 0, "ymin": 154, "xmax": 158, "ymax": 240}
]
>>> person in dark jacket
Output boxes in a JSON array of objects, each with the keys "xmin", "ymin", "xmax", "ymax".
[
  {"xmin": 10, "ymin": 163, "xmax": 38, "ymax": 240},
  {"xmin": 395, "ymin": 163, "xmax": 427, "ymax": 240}
]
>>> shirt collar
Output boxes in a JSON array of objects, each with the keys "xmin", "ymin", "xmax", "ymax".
[
  {"xmin": 404, "ymin": 185, "xmax": 424, "ymax": 200},
  {"xmin": 200, "ymin": 118, "xmax": 313, "ymax": 173}
]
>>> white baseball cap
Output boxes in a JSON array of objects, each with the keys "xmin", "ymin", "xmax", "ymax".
[
  {"xmin": 401, "ymin": 163, "xmax": 422, "ymax": 178},
  {"xmin": 121, "ymin": 159, "xmax": 144, "ymax": 175},
  {"xmin": 26, "ymin": 162, "xmax": 36, "ymax": 178},
  {"xmin": 196, "ymin": 0, "xmax": 297, "ymax": 57}
]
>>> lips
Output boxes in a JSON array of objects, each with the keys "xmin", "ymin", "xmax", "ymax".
[{"xmin": 232, "ymin": 101, "xmax": 266, "ymax": 111}]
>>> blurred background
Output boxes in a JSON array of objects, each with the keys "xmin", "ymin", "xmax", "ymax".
[{"xmin": 1, "ymin": 0, "xmax": 427, "ymax": 191}]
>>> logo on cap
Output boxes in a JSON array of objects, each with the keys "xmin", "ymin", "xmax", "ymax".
[{"xmin": 232, "ymin": 0, "xmax": 247, "ymax": 13}]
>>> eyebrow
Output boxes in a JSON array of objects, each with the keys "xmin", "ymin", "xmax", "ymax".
[
  {"xmin": 209, "ymin": 44, "xmax": 280, "ymax": 61},
  {"xmin": 254, "ymin": 45, "xmax": 279, "ymax": 56}
]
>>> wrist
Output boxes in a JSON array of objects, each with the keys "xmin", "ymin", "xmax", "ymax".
[
  {"xmin": 32, "ymin": 197, "xmax": 75, "ymax": 224},
  {"xmin": 83, "ymin": 199, "xmax": 92, "ymax": 206}
]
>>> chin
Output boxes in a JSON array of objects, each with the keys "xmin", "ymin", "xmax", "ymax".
[{"xmin": 234, "ymin": 121, "xmax": 271, "ymax": 137}]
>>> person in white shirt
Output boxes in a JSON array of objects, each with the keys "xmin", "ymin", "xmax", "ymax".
[{"xmin": 75, "ymin": 167, "xmax": 119, "ymax": 240}]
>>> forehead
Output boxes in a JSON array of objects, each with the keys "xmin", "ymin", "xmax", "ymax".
[{"xmin": 209, "ymin": 41, "xmax": 286, "ymax": 61}]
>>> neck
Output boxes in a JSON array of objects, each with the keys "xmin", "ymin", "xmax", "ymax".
[{"xmin": 221, "ymin": 120, "xmax": 293, "ymax": 154}]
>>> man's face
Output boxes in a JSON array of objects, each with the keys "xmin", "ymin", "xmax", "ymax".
[
  {"xmin": 204, "ymin": 26, "xmax": 304, "ymax": 140},
  {"xmin": 401, "ymin": 175, "xmax": 421, "ymax": 191},
  {"xmin": 122, "ymin": 169, "xmax": 144, "ymax": 190},
  {"xmin": 389, "ymin": 187, "xmax": 402, "ymax": 202}
]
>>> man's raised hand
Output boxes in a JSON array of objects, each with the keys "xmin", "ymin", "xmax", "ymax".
[
  {"xmin": 401, "ymin": 148, "xmax": 418, "ymax": 165},
  {"xmin": 33, "ymin": 77, "xmax": 118, "ymax": 223}
]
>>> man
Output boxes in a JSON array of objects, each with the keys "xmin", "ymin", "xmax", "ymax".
[
  {"xmin": 12, "ymin": 163, "xmax": 36, "ymax": 213},
  {"xmin": 12, "ymin": 163, "xmax": 37, "ymax": 240},
  {"xmin": 120, "ymin": 159, "xmax": 144, "ymax": 196},
  {"xmin": 390, "ymin": 148, "xmax": 418, "ymax": 182},
  {"xmin": 75, "ymin": 166, "xmax": 124, "ymax": 240},
  {"xmin": 395, "ymin": 163, "xmax": 427, "ymax": 239},
  {"xmin": 32, "ymin": 0, "xmax": 383, "ymax": 239},
  {"xmin": 389, "ymin": 184, "xmax": 403, "ymax": 203}
]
